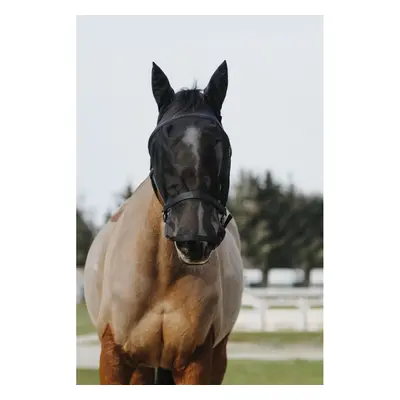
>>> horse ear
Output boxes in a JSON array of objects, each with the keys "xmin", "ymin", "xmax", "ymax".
[
  {"xmin": 204, "ymin": 60, "xmax": 228, "ymax": 114},
  {"xmin": 151, "ymin": 62, "xmax": 175, "ymax": 112}
]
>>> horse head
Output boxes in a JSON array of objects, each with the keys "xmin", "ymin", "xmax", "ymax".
[{"xmin": 148, "ymin": 61, "xmax": 232, "ymax": 265}]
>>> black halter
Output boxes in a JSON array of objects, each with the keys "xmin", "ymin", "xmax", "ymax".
[{"xmin": 148, "ymin": 112, "xmax": 233, "ymax": 230}]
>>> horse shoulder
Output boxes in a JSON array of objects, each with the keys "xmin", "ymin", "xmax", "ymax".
[{"xmin": 83, "ymin": 219, "xmax": 117, "ymax": 330}]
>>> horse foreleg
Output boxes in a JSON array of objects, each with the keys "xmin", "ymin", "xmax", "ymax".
[
  {"xmin": 99, "ymin": 324, "xmax": 133, "ymax": 384},
  {"xmin": 172, "ymin": 329, "xmax": 213, "ymax": 385},
  {"xmin": 210, "ymin": 334, "xmax": 229, "ymax": 385},
  {"xmin": 129, "ymin": 366, "xmax": 155, "ymax": 384}
]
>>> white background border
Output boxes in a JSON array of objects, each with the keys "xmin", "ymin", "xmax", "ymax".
[{"xmin": 1, "ymin": 0, "xmax": 399, "ymax": 397}]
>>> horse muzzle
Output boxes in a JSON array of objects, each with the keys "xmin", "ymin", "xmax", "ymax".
[
  {"xmin": 163, "ymin": 199, "xmax": 227, "ymax": 264},
  {"xmin": 174, "ymin": 240, "xmax": 215, "ymax": 265}
]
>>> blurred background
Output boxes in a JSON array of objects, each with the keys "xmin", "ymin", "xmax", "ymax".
[{"xmin": 76, "ymin": 15, "xmax": 323, "ymax": 385}]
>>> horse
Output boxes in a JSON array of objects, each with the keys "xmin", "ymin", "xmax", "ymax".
[{"xmin": 83, "ymin": 61, "xmax": 244, "ymax": 385}]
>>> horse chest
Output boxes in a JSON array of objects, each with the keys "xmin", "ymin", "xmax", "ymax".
[{"xmin": 118, "ymin": 287, "xmax": 218, "ymax": 370}]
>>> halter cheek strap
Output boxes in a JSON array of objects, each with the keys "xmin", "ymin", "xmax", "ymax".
[
  {"xmin": 149, "ymin": 169, "xmax": 164, "ymax": 205},
  {"xmin": 221, "ymin": 213, "xmax": 233, "ymax": 229}
]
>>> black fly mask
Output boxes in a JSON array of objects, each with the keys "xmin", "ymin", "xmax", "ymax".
[
  {"xmin": 149, "ymin": 112, "xmax": 232, "ymax": 248},
  {"xmin": 148, "ymin": 60, "xmax": 233, "ymax": 262}
]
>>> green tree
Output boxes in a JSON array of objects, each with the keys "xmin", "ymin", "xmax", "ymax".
[
  {"xmin": 229, "ymin": 169, "xmax": 323, "ymax": 286},
  {"xmin": 76, "ymin": 207, "xmax": 96, "ymax": 266}
]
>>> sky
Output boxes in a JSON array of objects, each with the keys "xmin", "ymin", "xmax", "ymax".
[{"xmin": 77, "ymin": 15, "xmax": 323, "ymax": 225}]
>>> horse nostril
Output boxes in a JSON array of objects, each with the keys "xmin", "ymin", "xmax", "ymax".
[
  {"xmin": 176, "ymin": 241, "xmax": 197, "ymax": 255},
  {"xmin": 175, "ymin": 241, "xmax": 212, "ymax": 261}
]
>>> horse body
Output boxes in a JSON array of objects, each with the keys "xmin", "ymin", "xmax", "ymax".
[
  {"xmin": 84, "ymin": 177, "xmax": 243, "ymax": 374},
  {"xmin": 83, "ymin": 60, "xmax": 243, "ymax": 384}
]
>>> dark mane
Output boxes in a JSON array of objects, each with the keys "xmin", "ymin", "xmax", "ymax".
[
  {"xmin": 170, "ymin": 84, "xmax": 206, "ymax": 114},
  {"xmin": 157, "ymin": 83, "xmax": 221, "ymax": 123}
]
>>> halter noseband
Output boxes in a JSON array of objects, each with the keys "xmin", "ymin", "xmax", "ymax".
[{"xmin": 149, "ymin": 169, "xmax": 232, "ymax": 228}]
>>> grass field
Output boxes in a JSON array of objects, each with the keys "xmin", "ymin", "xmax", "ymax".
[
  {"xmin": 241, "ymin": 305, "xmax": 323, "ymax": 310},
  {"xmin": 77, "ymin": 359, "xmax": 322, "ymax": 385},
  {"xmin": 229, "ymin": 330, "xmax": 323, "ymax": 345}
]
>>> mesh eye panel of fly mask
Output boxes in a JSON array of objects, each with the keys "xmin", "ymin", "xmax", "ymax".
[{"xmin": 148, "ymin": 113, "xmax": 233, "ymax": 248}]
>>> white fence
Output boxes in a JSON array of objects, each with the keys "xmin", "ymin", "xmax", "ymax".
[{"xmin": 239, "ymin": 287, "xmax": 323, "ymax": 331}]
